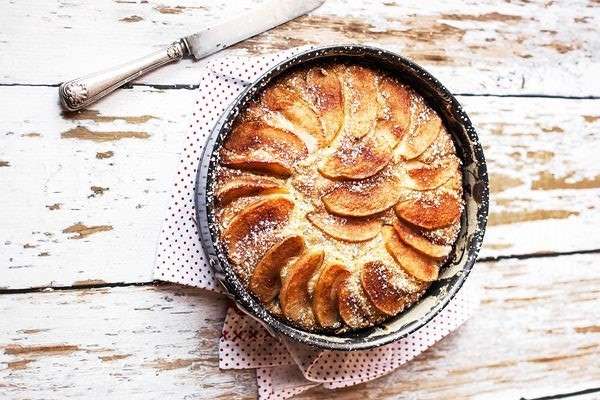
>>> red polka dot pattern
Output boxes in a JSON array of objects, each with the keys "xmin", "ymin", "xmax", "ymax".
[
  {"xmin": 151, "ymin": 49, "xmax": 481, "ymax": 400},
  {"xmin": 219, "ymin": 307, "xmax": 293, "ymax": 369}
]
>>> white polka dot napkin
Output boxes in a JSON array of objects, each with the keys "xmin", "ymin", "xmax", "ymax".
[{"xmin": 153, "ymin": 47, "xmax": 481, "ymax": 400}]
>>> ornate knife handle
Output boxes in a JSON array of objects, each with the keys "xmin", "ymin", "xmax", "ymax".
[{"xmin": 59, "ymin": 40, "xmax": 189, "ymax": 111}]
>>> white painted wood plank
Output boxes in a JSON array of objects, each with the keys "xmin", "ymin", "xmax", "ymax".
[
  {"xmin": 1, "ymin": 86, "xmax": 599, "ymax": 289},
  {"xmin": 0, "ymin": 86, "xmax": 190, "ymax": 289},
  {"xmin": 1, "ymin": 0, "xmax": 598, "ymax": 96},
  {"xmin": 463, "ymin": 96, "xmax": 600, "ymax": 259},
  {"xmin": 1, "ymin": 254, "xmax": 599, "ymax": 399}
]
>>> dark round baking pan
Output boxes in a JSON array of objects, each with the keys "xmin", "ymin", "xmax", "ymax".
[{"xmin": 195, "ymin": 45, "xmax": 489, "ymax": 351}]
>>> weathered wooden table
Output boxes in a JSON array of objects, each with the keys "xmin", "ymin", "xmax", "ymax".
[{"xmin": 1, "ymin": 1, "xmax": 599, "ymax": 398}]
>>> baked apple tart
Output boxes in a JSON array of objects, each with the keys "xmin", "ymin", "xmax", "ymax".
[{"xmin": 214, "ymin": 63, "xmax": 464, "ymax": 332}]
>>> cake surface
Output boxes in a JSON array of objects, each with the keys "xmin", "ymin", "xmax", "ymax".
[{"xmin": 214, "ymin": 62, "xmax": 464, "ymax": 332}]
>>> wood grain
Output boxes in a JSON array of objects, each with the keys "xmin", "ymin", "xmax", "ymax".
[
  {"xmin": 0, "ymin": 86, "xmax": 190, "ymax": 289},
  {"xmin": 2, "ymin": 254, "xmax": 599, "ymax": 399},
  {"xmin": 1, "ymin": 0, "xmax": 598, "ymax": 96},
  {"xmin": 1, "ymin": 1, "xmax": 599, "ymax": 399},
  {"xmin": 1, "ymin": 86, "xmax": 599, "ymax": 289},
  {"xmin": 464, "ymin": 96, "xmax": 600, "ymax": 259}
]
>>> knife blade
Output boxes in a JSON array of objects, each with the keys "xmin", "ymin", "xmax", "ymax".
[
  {"xmin": 184, "ymin": 0, "xmax": 325, "ymax": 60},
  {"xmin": 59, "ymin": 0, "xmax": 325, "ymax": 111}
]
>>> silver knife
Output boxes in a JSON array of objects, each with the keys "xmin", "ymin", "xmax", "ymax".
[{"xmin": 59, "ymin": 0, "xmax": 325, "ymax": 111}]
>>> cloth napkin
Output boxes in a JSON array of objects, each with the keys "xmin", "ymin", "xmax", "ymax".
[{"xmin": 153, "ymin": 47, "xmax": 481, "ymax": 399}]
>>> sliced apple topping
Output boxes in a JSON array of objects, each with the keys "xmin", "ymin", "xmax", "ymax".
[
  {"xmin": 312, "ymin": 263, "xmax": 351, "ymax": 328},
  {"xmin": 306, "ymin": 66, "xmax": 344, "ymax": 143},
  {"xmin": 382, "ymin": 226, "xmax": 439, "ymax": 282},
  {"xmin": 249, "ymin": 236, "xmax": 305, "ymax": 303},
  {"xmin": 318, "ymin": 134, "xmax": 392, "ymax": 180},
  {"xmin": 400, "ymin": 158, "xmax": 459, "ymax": 191},
  {"xmin": 375, "ymin": 77, "xmax": 412, "ymax": 149},
  {"xmin": 393, "ymin": 221, "xmax": 451, "ymax": 259},
  {"xmin": 420, "ymin": 223, "xmax": 461, "ymax": 247},
  {"xmin": 397, "ymin": 111, "xmax": 442, "ymax": 160},
  {"xmin": 306, "ymin": 212, "xmax": 382, "ymax": 242},
  {"xmin": 417, "ymin": 129, "xmax": 455, "ymax": 164},
  {"xmin": 221, "ymin": 120, "xmax": 308, "ymax": 177},
  {"xmin": 279, "ymin": 249, "xmax": 324, "ymax": 329},
  {"xmin": 395, "ymin": 191, "xmax": 461, "ymax": 230},
  {"xmin": 223, "ymin": 120, "xmax": 307, "ymax": 156},
  {"xmin": 341, "ymin": 65, "xmax": 379, "ymax": 138},
  {"xmin": 222, "ymin": 196, "xmax": 294, "ymax": 266},
  {"xmin": 322, "ymin": 175, "xmax": 402, "ymax": 217},
  {"xmin": 262, "ymin": 84, "xmax": 327, "ymax": 146},
  {"xmin": 220, "ymin": 155, "xmax": 294, "ymax": 177},
  {"xmin": 338, "ymin": 275, "xmax": 385, "ymax": 329},
  {"xmin": 216, "ymin": 175, "xmax": 287, "ymax": 206},
  {"xmin": 360, "ymin": 261, "xmax": 409, "ymax": 315}
]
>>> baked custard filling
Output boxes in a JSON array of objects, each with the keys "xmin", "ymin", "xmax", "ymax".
[{"xmin": 213, "ymin": 63, "xmax": 464, "ymax": 332}]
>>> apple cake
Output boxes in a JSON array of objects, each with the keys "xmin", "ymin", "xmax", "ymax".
[{"xmin": 213, "ymin": 63, "xmax": 464, "ymax": 332}]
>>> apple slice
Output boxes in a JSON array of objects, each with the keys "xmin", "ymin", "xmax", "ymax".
[
  {"xmin": 306, "ymin": 212, "xmax": 382, "ymax": 242},
  {"xmin": 249, "ymin": 236, "xmax": 305, "ymax": 303},
  {"xmin": 222, "ymin": 196, "xmax": 294, "ymax": 265},
  {"xmin": 279, "ymin": 249, "xmax": 324, "ymax": 330},
  {"xmin": 306, "ymin": 66, "xmax": 344, "ymax": 143},
  {"xmin": 312, "ymin": 263, "xmax": 351, "ymax": 328},
  {"xmin": 382, "ymin": 226, "xmax": 439, "ymax": 282},
  {"xmin": 224, "ymin": 120, "xmax": 307, "ymax": 158},
  {"xmin": 400, "ymin": 159, "xmax": 459, "ymax": 191},
  {"xmin": 397, "ymin": 111, "xmax": 442, "ymax": 160},
  {"xmin": 262, "ymin": 84, "xmax": 327, "ymax": 146},
  {"xmin": 220, "ymin": 153, "xmax": 294, "ymax": 177},
  {"xmin": 393, "ymin": 221, "xmax": 451, "ymax": 259},
  {"xmin": 338, "ymin": 275, "xmax": 385, "ymax": 329},
  {"xmin": 341, "ymin": 65, "xmax": 379, "ymax": 138},
  {"xmin": 417, "ymin": 130, "xmax": 455, "ymax": 164},
  {"xmin": 322, "ymin": 176, "xmax": 402, "ymax": 217},
  {"xmin": 360, "ymin": 261, "xmax": 409, "ymax": 315},
  {"xmin": 375, "ymin": 77, "xmax": 412, "ymax": 148},
  {"xmin": 318, "ymin": 134, "xmax": 392, "ymax": 180},
  {"xmin": 395, "ymin": 192, "xmax": 461, "ymax": 230},
  {"xmin": 221, "ymin": 120, "xmax": 308, "ymax": 176},
  {"xmin": 216, "ymin": 175, "xmax": 287, "ymax": 205}
]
